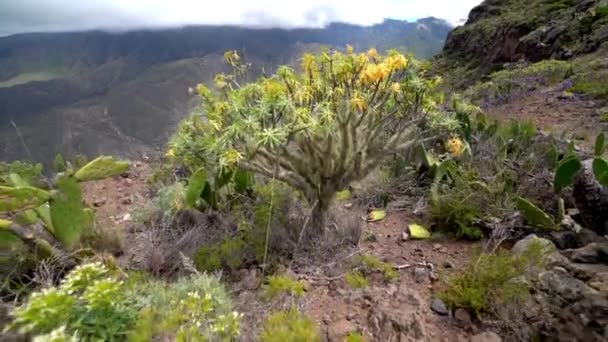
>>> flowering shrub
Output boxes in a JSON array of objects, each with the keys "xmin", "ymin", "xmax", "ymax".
[{"xmin": 168, "ymin": 48, "xmax": 441, "ymax": 233}]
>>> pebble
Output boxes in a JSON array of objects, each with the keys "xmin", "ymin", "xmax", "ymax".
[
  {"xmin": 413, "ymin": 266, "xmax": 428, "ymax": 284},
  {"xmin": 430, "ymin": 298, "xmax": 449, "ymax": 316},
  {"xmin": 454, "ymin": 308, "xmax": 472, "ymax": 327}
]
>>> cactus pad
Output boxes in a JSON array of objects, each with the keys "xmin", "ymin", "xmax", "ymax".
[
  {"xmin": 185, "ymin": 168, "xmax": 207, "ymax": 208},
  {"xmin": 74, "ymin": 156, "xmax": 129, "ymax": 182},
  {"xmin": 50, "ymin": 175, "xmax": 91, "ymax": 248},
  {"xmin": 0, "ymin": 186, "xmax": 51, "ymax": 213}
]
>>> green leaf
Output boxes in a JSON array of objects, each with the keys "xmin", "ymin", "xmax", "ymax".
[
  {"xmin": 234, "ymin": 169, "xmax": 252, "ymax": 193},
  {"xmin": 595, "ymin": 133, "xmax": 605, "ymax": 157},
  {"xmin": 366, "ymin": 209, "xmax": 386, "ymax": 222},
  {"xmin": 74, "ymin": 156, "xmax": 129, "ymax": 182},
  {"xmin": 214, "ymin": 168, "xmax": 234, "ymax": 190},
  {"xmin": 592, "ymin": 158, "xmax": 608, "ymax": 186},
  {"xmin": 416, "ymin": 143, "xmax": 438, "ymax": 168},
  {"xmin": 201, "ymin": 183, "xmax": 218, "ymax": 209},
  {"xmin": 8, "ymin": 173, "xmax": 54, "ymax": 232},
  {"xmin": 0, "ymin": 186, "xmax": 51, "ymax": 213},
  {"xmin": 408, "ymin": 223, "xmax": 430, "ymax": 239},
  {"xmin": 185, "ymin": 168, "xmax": 207, "ymax": 208},
  {"xmin": 554, "ymin": 157, "xmax": 582, "ymax": 192},
  {"xmin": 516, "ymin": 197, "xmax": 555, "ymax": 230},
  {"xmin": 0, "ymin": 219, "xmax": 12, "ymax": 229},
  {"xmin": 335, "ymin": 189, "xmax": 352, "ymax": 201},
  {"xmin": 50, "ymin": 175, "xmax": 91, "ymax": 248}
]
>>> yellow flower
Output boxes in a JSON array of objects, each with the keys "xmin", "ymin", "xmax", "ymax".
[
  {"xmin": 391, "ymin": 82, "xmax": 401, "ymax": 93},
  {"xmin": 346, "ymin": 44, "xmax": 354, "ymax": 55},
  {"xmin": 165, "ymin": 148, "xmax": 176, "ymax": 158},
  {"xmin": 301, "ymin": 53, "xmax": 316, "ymax": 71},
  {"xmin": 360, "ymin": 64, "xmax": 388, "ymax": 84},
  {"xmin": 367, "ymin": 48, "xmax": 378, "ymax": 59},
  {"xmin": 350, "ymin": 96, "xmax": 367, "ymax": 111},
  {"xmin": 385, "ymin": 54, "xmax": 408, "ymax": 70},
  {"xmin": 221, "ymin": 149, "xmax": 243, "ymax": 166},
  {"xmin": 446, "ymin": 137, "xmax": 464, "ymax": 157}
]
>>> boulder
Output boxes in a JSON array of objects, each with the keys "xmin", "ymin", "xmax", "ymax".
[
  {"xmin": 470, "ymin": 331, "xmax": 502, "ymax": 342},
  {"xmin": 511, "ymin": 234, "xmax": 556, "ymax": 255}
]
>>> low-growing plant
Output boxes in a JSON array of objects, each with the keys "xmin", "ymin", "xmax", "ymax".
[
  {"xmin": 345, "ymin": 332, "xmax": 367, "ymax": 342},
  {"xmin": 8, "ymin": 262, "xmax": 137, "ymax": 341},
  {"xmin": 355, "ymin": 254, "xmax": 398, "ymax": 282},
  {"xmin": 193, "ymin": 237, "xmax": 247, "ymax": 273},
  {"xmin": 439, "ymin": 243, "xmax": 545, "ymax": 314},
  {"xmin": 345, "ymin": 271, "xmax": 369, "ymax": 289},
  {"xmin": 259, "ymin": 309, "xmax": 320, "ymax": 342},
  {"xmin": 262, "ymin": 275, "xmax": 305, "ymax": 300},
  {"xmin": 7, "ymin": 262, "xmax": 241, "ymax": 341}
]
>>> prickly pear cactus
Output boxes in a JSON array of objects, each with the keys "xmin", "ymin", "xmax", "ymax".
[
  {"xmin": 0, "ymin": 219, "xmax": 11, "ymax": 229},
  {"xmin": 0, "ymin": 186, "xmax": 51, "ymax": 213},
  {"xmin": 74, "ymin": 156, "xmax": 129, "ymax": 182},
  {"xmin": 185, "ymin": 168, "xmax": 207, "ymax": 208},
  {"xmin": 9, "ymin": 173, "xmax": 54, "ymax": 232},
  {"xmin": 50, "ymin": 175, "xmax": 91, "ymax": 248}
]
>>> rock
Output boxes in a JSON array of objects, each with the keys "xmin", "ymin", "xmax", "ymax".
[
  {"xmin": 550, "ymin": 230, "xmax": 579, "ymax": 250},
  {"xmin": 433, "ymin": 243, "xmax": 442, "ymax": 250},
  {"xmin": 301, "ymin": 280, "xmax": 311, "ymax": 292},
  {"xmin": 443, "ymin": 260, "xmax": 456, "ymax": 269},
  {"xmin": 413, "ymin": 266, "xmax": 428, "ymax": 284},
  {"xmin": 539, "ymin": 270, "xmax": 589, "ymax": 302},
  {"xmin": 242, "ymin": 269, "xmax": 261, "ymax": 290},
  {"xmin": 93, "ymin": 198, "xmax": 106, "ymax": 207},
  {"xmin": 122, "ymin": 197, "xmax": 132, "ymax": 205},
  {"xmin": 567, "ymin": 242, "xmax": 608, "ymax": 264},
  {"xmin": 401, "ymin": 231, "xmax": 410, "ymax": 241},
  {"xmin": 327, "ymin": 319, "xmax": 355, "ymax": 341},
  {"xmin": 439, "ymin": 246, "xmax": 448, "ymax": 253},
  {"xmin": 573, "ymin": 159, "xmax": 608, "ymax": 236},
  {"xmin": 454, "ymin": 308, "xmax": 472, "ymax": 327},
  {"xmin": 589, "ymin": 273, "xmax": 608, "ymax": 295},
  {"xmin": 577, "ymin": 228, "xmax": 604, "ymax": 246},
  {"xmin": 566, "ymin": 262, "xmax": 608, "ymax": 280},
  {"xmin": 511, "ymin": 234, "xmax": 556, "ymax": 255},
  {"xmin": 470, "ymin": 331, "xmax": 502, "ymax": 342},
  {"xmin": 430, "ymin": 298, "xmax": 449, "ymax": 316},
  {"xmin": 560, "ymin": 215, "xmax": 582, "ymax": 233}
]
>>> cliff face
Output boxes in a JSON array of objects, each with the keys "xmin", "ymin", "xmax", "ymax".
[{"xmin": 438, "ymin": 0, "xmax": 608, "ymax": 83}]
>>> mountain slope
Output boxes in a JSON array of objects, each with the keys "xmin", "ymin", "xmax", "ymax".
[
  {"xmin": 0, "ymin": 18, "xmax": 452, "ymax": 163},
  {"xmin": 435, "ymin": 0, "xmax": 608, "ymax": 87}
]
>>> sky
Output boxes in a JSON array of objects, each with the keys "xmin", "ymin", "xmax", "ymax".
[{"xmin": 0, "ymin": 0, "xmax": 482, "ymax": 36}]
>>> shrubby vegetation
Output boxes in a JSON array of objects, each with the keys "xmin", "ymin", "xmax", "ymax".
[
  {"xmin": 6, "ymin": 262, "xmax": 240, "ymax": 341},
  {"xmin": 439, "ymin": 242, "xmax": 545, "ymax": 314},
  {"xmin": 259, "ymin": 309, "xmax": 319, "ymax": 342}
]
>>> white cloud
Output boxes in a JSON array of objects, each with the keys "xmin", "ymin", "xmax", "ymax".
[{"xmin": 0, "ymin": 0, "xmax": 482, "ymax": 36}]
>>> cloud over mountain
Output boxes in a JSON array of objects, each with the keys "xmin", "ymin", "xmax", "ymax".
[{"xmin": 0, "ymin": 0, "xmax": 480, "ymax": 36}]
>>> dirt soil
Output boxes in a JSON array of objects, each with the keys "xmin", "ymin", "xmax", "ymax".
[{"xmin": 484, "ymin": 86, "xmax": 607, "ymax": 151}]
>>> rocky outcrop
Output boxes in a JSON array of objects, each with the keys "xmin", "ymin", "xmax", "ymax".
[
  {"xmin": 508, "ymin": 234, "xmax": 608, "ymax": 341},
  {"xmin": 438, "ymin": 0, "xmax": 608, "ymax": 85}
]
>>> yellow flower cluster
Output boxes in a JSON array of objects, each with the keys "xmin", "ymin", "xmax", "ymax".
[
  {"xmin": 367, "ymin": 48, "xmax": 378, "ymax": 59},
  {"xmin": 446, "ymin": 137, "xmax": 464, "ymax": 157},
  {"xmin": 385, "ymin": 54, "xmax": 408, "ymax": 70},
  {"xmin": 360, "ymin": 64, "xmax": 389, "ymax": 84},
  {"xmin": 391, "ymin": 82, "xmax": 401, "ymax": 93},
  {"xmin": 221, "ymin": 149, "xmax": 243, "ymax": 166},
  {"xmin": 346, "ymin": 45, "xmax": 354, "ymax": 55}
]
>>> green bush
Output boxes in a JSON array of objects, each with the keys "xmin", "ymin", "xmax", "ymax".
[
  {"xmin": 193, "ymin": 237, "xmax": 247, "ymax": 273},
  {"xmin": 262, "ymin": 275, "xmax": 305, "ymax": 300},
  {"xmin": 345, "ymin": 271, "xmax": 369, "ymax": 289},
  {"xmin": 0, "ymin": 161, "xmax": 43, "ymax": 187},
  {"xmin": 355, "ymin": 254, "xmax": 398, "ymax": 282},
  {"xmin": 259, "ymin": 309, "xmax": 320, "ymax": 342},
  {"xmin": 8, "ymin": 262, "xmax": 241, "ymax": 341},
  {"xmin": 8, "ymin": 262, "xmax": 137, "ymax": 341},
  {"xmin": 439, "ymin": 244, "xmax": 544, "ymax": 314}
]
